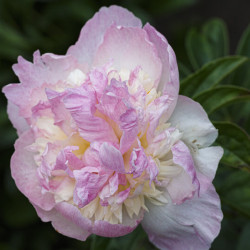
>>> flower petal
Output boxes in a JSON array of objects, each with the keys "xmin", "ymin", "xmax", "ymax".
[
  {"xmin": 170, "ymin": 140, "xmax": 200, "ymax": 203},
  {"xmin": 193, "ymin": 146, "xmax": 223, "ymax": 193},
  {"xmin": 11, "ymin": 130, "xmax": 55, "ymax": 210},
  {"xmin": 169, "ymin": 96, "xmax": 218, "ymax": 148},
  {"xmin": 144, "ymin": 23, "xmax": 179, "ymax": 118},
  {"xmin": 34, "ymin": 205, "xmax": 91, "ymax": 241},
  {"xmin": 73, "ymin": 167, "xmax": 110, "ymax": 208},
  {"xmin": 63, "ymin": 86, "xmax": 118, "ymax": 143},
  {"xmin": 6, "ymin": 101, "xmax": 29, "ymax": 136},
  {"xmin": 93, "ymin": 26, "xmax": 162, "ymax": 86},
  {"xmin": 99, "ymin": 142, "xmax": 125, "ymax": 173},
  {"xmin": 67, "ymin": 5, "xmax": 142, "ymax": 67},
  {"xmin": 142, "ymin": 185, "xmax": 223, "ymax": 250}
]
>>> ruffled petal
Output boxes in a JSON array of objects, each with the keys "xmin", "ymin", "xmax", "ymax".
[
  {"xmin": 169, "ymin": 96, "xmax": 218, "ymax": 148},
  {"xmin": 67, "ymin": 5, "xmax": 142, "ymax": 67},
  {"xmin": 142, "ymin": 185, "xmax": 223, "ymax": 250},
  {"xmin": 63, "ymin": 86, "xmax": 118, "ymax": 143},
  {"xmin": 73, "ymin": 167, "xmax": 110, "ymax": 208},
  {"xmin": 11, "ymin": 130, "xmax": 55, "ymax": 210},
  {"xmin": 93, "ymin": 26, "xmax": 162, "ymax": 86}
]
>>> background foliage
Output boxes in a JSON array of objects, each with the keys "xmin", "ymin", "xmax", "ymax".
[{"xmin": 0, "ymin": 0, "xmax": 250, "ymax": 249}]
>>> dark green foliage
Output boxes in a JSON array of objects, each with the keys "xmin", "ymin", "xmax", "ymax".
[{"xmin": 0, "ymin": 0, "xmax": 250, "ymax": 249}]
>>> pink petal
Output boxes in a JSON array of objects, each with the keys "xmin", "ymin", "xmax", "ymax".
[
  {"xmin": 2, "ymin": 82, "xmax": 33, "ymax": 118},
  {"xmin": 142, "ymin": 185, "xmax": 223, "ymax": 250},
  {"xmin": 99, "ymin": 142, "xmax": 125, "ymax": 173},
  {"xmin": 147, "ymin": 94, "xmax": 175, "ymax": 143},
  {"xmin": 171, "ymin": 140, "xmax": 200, "ymax": 194},
  {"xmin": 93, "ymin": 26, "xmax": 162, "ymax": 86},
  {"xmin": 92, "ymin": 209, "xmax": 144, "ymax": 237},
  {"xmin": 54, "ymin": 146, "xmax": 85, "ymax": 177},
  {"xmin": 11, "ymin": 130, "xmax": 55, "ymax": 210},
  {"xmin": 13, "ymin": 51, "xmax": 78, "ymax": 87},
  {"xmin": 34, "ymin": 205, "xmax": 91, "ymax": 241},
  {"xmin": 73, "ymin": 167, "xmax": 110, "ymax": 208},
  {"xmin": 119, "ymin": 108, "xmax": 138, "ymax": 154},
  {"xmin": 116, "ymin": 187, "xmax": 131, "ymax": 204},
  {"xmin": 130, "ymin": 146, "xmax": 148, "ymax": 178},
  {"xmin": 40, "ymin": 201, "xmax": 143, "ymax": 238},
  {"xmin": 97, "ymin": 79, "xmax": 130, "ymax": 122},
  {"xmin": 67, "ymin": 5, "xmax": 142, "ymax": 67},
  {"xmin": 6, "ymin": 101, "xmax": 29, "ymax": 136},
  {"xmin": 89, "ymin": 68, "xmax": 108, "ymax": 100},
  {"xmin": 3, "ymin": 52, "xmax": 78, "ymax": 119},
  {"xmin": 169, "ymin": 96, "xmax": 218, "ymax": 148},
  {"xmin": 46, "ymin": 89, "xmax": 73, "ymax": 135},
  {"xmin": 144, "ymin": 24, "xmax": 179, "ymax": 118},
  {"xmin": 63, "ymin": 86, "xmax": 118, "ymax": 143}
]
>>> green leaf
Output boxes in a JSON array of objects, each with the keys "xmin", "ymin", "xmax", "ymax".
[
  {"xmin": 213, "ymin": 121, "xmax": 250, "ymax": 169},
  {"xmin": 186, "ymin": 19, "xmax": 229, "ymax": 70},
  {"xmin": 237, "ymin": 24, "xmax": 250, "ymax": 56},
  {"xmin": 237, "ymin": 222, "xmax": 250, "ymax": 250},
  {"xmin": 202, "ymin": 19, "xmax": 229, "ymax": 58},
  {"xmin": 194, "ymin": 85, "xmax": 250, "ymax": 114},
  {"xmin": 219, "ymin": 169, "xmax": 250, "ymax": 218},
  {"xmin": 178, "ymin": 61, "xmax": 192, "ymax": 80},
  {"xmin": 231, "ymin": 25, "xmax": 250, "ymax": 89},
  {"xmin": 186, "ymin": 29, "xmax": 214, "ymax": 70},
  {"xmin": 180, "ymin": 56, "xmax": 247, "ymax": 97}
]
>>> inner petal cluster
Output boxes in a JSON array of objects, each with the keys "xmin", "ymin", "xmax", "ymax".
[{"xmin": 31, "ymin": 65, "xmax": 188, "ymax": 225}]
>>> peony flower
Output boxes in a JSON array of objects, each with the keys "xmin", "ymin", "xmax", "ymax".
[{"xmin": 3, "ymin": 5, "xmax": 223, "ymax": 250}]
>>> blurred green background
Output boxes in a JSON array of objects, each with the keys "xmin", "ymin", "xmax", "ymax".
[{"xmin": 1, "ymin": 0, "xmax": 250, "ymax": 249}]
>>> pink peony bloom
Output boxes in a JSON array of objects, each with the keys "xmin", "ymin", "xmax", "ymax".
[{"xmin": 3, "ymin": 5, "xmax": 223, "ymax": 250}]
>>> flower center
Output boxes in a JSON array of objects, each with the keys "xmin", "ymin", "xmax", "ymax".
[{"xmin": 32, "ymin": 66, "xmax": 181, "ymax": 225}]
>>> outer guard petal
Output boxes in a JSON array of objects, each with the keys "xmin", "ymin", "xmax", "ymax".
[
  {"xmin": 11, "ymin": 130, "xmax": 55, "ymax": 210},
  {"xmin": 169, "ymin": 96, "xmax": 218, "ymax": 148},
  {"xmin": 6, "ymin": 101, "xmax": 29, "ymax": 136},
  {"xmin": 142, "ymin": 185, "xmax": 223, "ymax": 250},
  {"xmin": 67, "ymin": 5, "xmax": 142, "ymax": 67},
  {"xmin": 93, "ymin": 26, "xmax": 162, "ymax": 86},
  {"xmin": 34, "ymin": 205, "xmax": 90, "ymax": 241}
]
